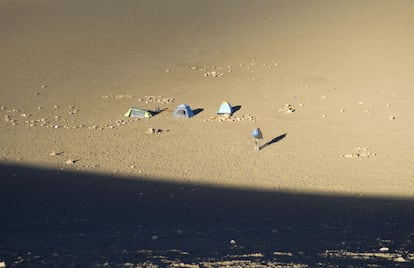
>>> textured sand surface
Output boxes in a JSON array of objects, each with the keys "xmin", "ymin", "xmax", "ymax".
[
  {"xmin": 2, "ymin": 0, "xmax": 414, "ymax": 197},
  {"xmin": 1, "ymin": 1, "xmax": 414, "ymax": 266}
]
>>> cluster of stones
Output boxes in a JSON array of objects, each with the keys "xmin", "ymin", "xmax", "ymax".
[
  {"xmin": 145, "ymin": 128, "xmax": 162, "ymax": 134},
  {"xmin": 342, "ymin": 147, "xmax": 376, "ymax": 158},
  {"xmin": 137, "ymin": 96, "xmax": 175, "ymax": 104},
  {"xmin": 206, "ymin": 114, "xmax": 256, "ymax": 122},
  {"xmin": 188, "ymin": 65, "xmax": 229, "ymax": 78},
  {"xmin": 279, "ymin": 104, "xmax": 296, "ymax": 114},
  {"xmin": 101, "ymin": 95, "xmax": 134, "ymax": 99}
]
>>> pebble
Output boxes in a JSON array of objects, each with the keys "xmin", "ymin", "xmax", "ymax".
[
  {"xmin": 389, "ymin": 115, "xmax": 396, "ymax": 120},
  {"xmin": 394, "ymin": 256, "xmax": 406, "ymax": 262},
  {"xmin": 66, "ymin": 159, "xmax": 75, "ymax": 165},
  {"xmin": 379, "ymin": 247, "xmax": 389, "ymax": 252}
]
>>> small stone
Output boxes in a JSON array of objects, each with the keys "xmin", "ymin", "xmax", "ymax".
[
  {"xmin": 394, "ymin": 256, "xmax": 406, "ymax": 263},
  {"xmin": 389, "ymin": 115, "xmax": 396, "ymax": 120},
  {"xmin": 54, "ymin": 105, "xmax": 59, "ymax": 108},
  {"xmin": 165, "ymin": 69, "xmax": 170, "ymax": 73},
  {"xmin": 340, "ymin": 109, "xmax": 345, "ymax": 113},
  {"xmin": 322, "ymin": 114, "xmax": 326, "ymax": 118},
  {"xmin": 66, "ymin": 159, "xmax": 75, "ymax": 165},
  {"xmin": 0, "ymin": 261, "xmax": 6, "ymax": 268},
  {"xmin": 379, "ymin": 247, "xmax": 389, "ymax": 252}
]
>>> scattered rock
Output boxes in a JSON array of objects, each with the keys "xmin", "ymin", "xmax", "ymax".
[
  {"xmin": 66, "ymin": 159, "xmax": 75, "ymax": 165},
  {"xmin": 394, "ymin": 256, "xmax": 406, "ymax": 262},
  {"xmin": 342, "ymin": 147, "xmax": 376, "ymax": 158},
  {"xmin": 207, "ymin": 114, "xmax": 256, "ymax": 122},
  {"xmin": 101, "ymin": 94, "xmax": 134, "ymax": 99},
  {"xmin": 138, "ymin": 95, "xmax": 174, "ymax": 104},
  {"xmin": 145, "ymin": 128, "xmax": 161, "ymax": 134},
  {"xmin": 279, "ymin": 104, "xmax": 295, "ymax": 113},
  {"xmin": 389, "ymin": 115, "xmax": 396, "ymax": 120},
  {"xmin": 204, "ymin": 70, "xmax": 224, "ymax": 78},
  {"xmin": 50, "ymin": 151, "xmax": 63, "ymax": 156},
  {"xmin": 379, "ymin": 247, "xmax": 389, "ymax": 253}
]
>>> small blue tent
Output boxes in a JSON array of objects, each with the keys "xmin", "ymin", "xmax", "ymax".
[
  {"xmin": 218, "ymin": 101, "xmax": 233, "ymax": 115},
  {"xmin": 173, "ymin": 104, "xmax": 194, "ymax": 118}
]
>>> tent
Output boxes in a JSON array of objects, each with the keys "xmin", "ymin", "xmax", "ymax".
[
  {"xmin": 173, "ymin": 104, "xmax": 194, "ymax": 118},
  {"xmin": 124, "ymin": 107, "xmax": 152, "ymax": 118},
  {"xmin": 217, "ymin": 101, "xmax": 233, "ymax": 115}
]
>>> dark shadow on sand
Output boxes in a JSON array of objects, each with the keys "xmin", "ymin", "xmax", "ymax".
[
  {"xmin": 232, "ymin": 105, "xmax": 241, "ymax": 114},
  {"xmin": 261, "ymin": 133, "xmax": 287, "ymax": 150},
  {"xmin": 192, "ymin": 108, "xmax": 203, "ymax": 117},
  {"xmin": 0, "ymin": 163, "xmax": 413, "ymax": 267},
  {"xmin": 151, "ymin": 107, "xmax": 168, "ymax": 116}
]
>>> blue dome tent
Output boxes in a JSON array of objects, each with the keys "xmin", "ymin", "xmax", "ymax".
[
  {"xmin": 173, "ymin": 104, "xmax": 194, "ymax": 118},
  {"xmin": 218, "ymin": 101, "xmax": 233, "ymax": 115}
]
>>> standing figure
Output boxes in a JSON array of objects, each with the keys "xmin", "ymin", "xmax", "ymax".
[{"xmin": 252, "ymin": 128, "xmax": 263, "ymax": 151}]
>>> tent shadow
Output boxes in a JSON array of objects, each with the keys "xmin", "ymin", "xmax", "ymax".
[
  {"xmin": 151, "ymin": 108, "xmax": 168, "ymax": 116},
  {"xmin": 232, "ymin": 105, "xmax": 242, "ymax": 114},
  {"xmin": 260, "ymin": 133, "xmax": 287, "ymax": 150},
  {"xmin": 192, "ymin": 108, "xmax": 204, "ymax": 117}
]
